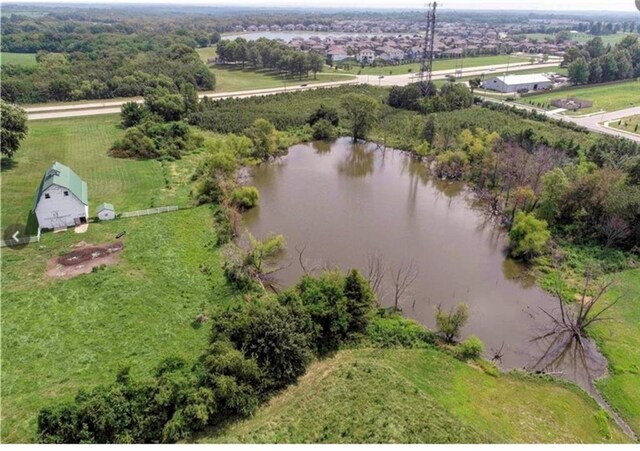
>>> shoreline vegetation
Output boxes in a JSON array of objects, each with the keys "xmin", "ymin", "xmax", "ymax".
[{"xmin": 2, "ymin": 79, "xmax": 639, "ymax": 443}]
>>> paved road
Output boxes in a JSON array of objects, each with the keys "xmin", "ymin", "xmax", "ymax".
[
  {"xmin": 482, "ymin": 97, "xmax": 640, "ymax": 143},
  {"xmin": 26, "ymin": 60, "xmax": 561, "ymax": 120}
]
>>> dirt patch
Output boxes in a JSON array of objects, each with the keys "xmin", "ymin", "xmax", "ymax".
[{"xmin": 46, "ymin": 241, "xmax": 124, "ymax": 279}]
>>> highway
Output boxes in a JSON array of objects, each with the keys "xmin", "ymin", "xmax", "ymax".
[{"xmin": 25, "ymin": 59, "xmax": 561, "ymax": 121}]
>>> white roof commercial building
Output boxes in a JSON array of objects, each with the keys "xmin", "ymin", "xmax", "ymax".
[{"xmin": 482, "ymin": 74, "xmax": 552, "ymax": 93}]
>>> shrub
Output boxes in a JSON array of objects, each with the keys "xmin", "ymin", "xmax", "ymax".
[
  {"xmin": 509, "ymin": 212, "xmax": 551, "ymax": 261},
  {"xmin": 230, "ymin": 186, "xmax": 259, "ymax": 210},
  {"xmin": 308, "ymin": 104, "xmax": 339, "ymax": 126},
  {"xmin": 433, "ymin": 150, "xmax": 469, "ymax": 179},
  {"xmin": 456, "ymin": 335, "xmax": 485, "ymax": 360},
  {"xmin": 311, "ymin": 119, "xmax": 337, "ymax": 140},
  {"xmin": 435, "ymin": 303, "xmax": 469, "ymax": 343},
  {"xmin": 365, "ymin": 309, "xmax": 435, "ymax": 348}
]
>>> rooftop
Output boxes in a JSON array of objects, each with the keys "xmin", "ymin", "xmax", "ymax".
[
  {"xmin": 33, "ymin": 162, "xmax": 88, "ymax": 208},
  {"xmin": 492, "ymin": 73, "xmax": 551, "ymax": 85}
]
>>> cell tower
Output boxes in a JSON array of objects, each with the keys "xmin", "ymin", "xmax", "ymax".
[{"xmin": 419, "ymin": 2, "xmax": 438, "ymax": 95}]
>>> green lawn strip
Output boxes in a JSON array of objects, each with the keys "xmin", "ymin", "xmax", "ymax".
[
  {"xmin": 517, "ymin": 80, "xmax": 640, "ymax": 115},
  {"xmin": 609, "ymin": 115, "xmax": 640, "ymax": 135},
  {"xmin": 1, "ymin": 207, "xmax": 234, "ymax": 443},
  {"xmin": 592, "ymin": 270, "xmax": 640, "ymax": 435},
  {"xmin": 516, "ymin": 33, "xmax": 633, "ymax": 46},
  {"xmin": 202, "ymin": 348, "xmax": 627, "ymax": 444},
  {"xmin": 336, "ymin": 55, "xmax": 531, "ymax": 76},
  {"xmin": 1, "ymin": 52, "xmax": 37, "ymax": 66}
]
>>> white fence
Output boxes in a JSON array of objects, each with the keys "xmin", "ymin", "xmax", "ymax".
[{"xmin": 120, "ymin": 205, "xmax": 179, "ymax": 218}]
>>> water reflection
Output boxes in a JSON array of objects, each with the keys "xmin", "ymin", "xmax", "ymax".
[{"xmin": 243, "ymin": 138, "xmax": 607, "ymax": 391}]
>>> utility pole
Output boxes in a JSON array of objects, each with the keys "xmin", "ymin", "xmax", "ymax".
[{"xmin": 419, "ymin": 2, "xmax": 438, "ymax": 96}]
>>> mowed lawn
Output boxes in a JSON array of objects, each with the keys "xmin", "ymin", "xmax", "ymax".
[
  {"xmin": 521, "ymin": 80, "xmax": 640, "ymax": 115},
  {"xmin": 517, "ymin": 32, "xmax": 633, "ymax": 46},
  {"xmin": 201, "ymin": 348, "xmax": 628, "ymax": 443},
  {"xmin": 1, "ymin": 115, "xmax": 196, "ymax": 227},
  {"xmin": 336, "ymin": 54, "xmax": 531, "ymax": 76},
  {"xmin": 593, "ymin": 270, "xmax": 640, "ymax": 436},
  {"xmin": 1, "ymin": 52, "xmax": 37, "ymax": 66},
  {"xmin": 1, "ymin": 207, "xmax": 233, "ymax": 443},
  {"xmin": 610, "ymin": 115, "xmax": 640, "ymax": 135}
]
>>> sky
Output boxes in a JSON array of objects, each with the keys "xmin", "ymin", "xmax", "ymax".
[{"xmin": 3, "ymin": 0, "xmax": 639, "ymax": 12}]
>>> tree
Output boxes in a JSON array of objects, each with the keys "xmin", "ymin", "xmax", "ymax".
[
  {"xmin": 308, "ymin": 104, "xmax": 339, "ymax": 126},
  {"xmin": 421, "ymin": 114, "xmax": 437, "ymax": 145},
  {"xmin": 568, "ymin": 57, "xmax": 589, "ymax": 84},
  {"xmin": 508, "ymin": 212, "xmax": 551, "ymax": 261},
  {"xmin": 468, "ymin": 77, "xmax": 482, "ymax": 93},
  {"xmin": 586, "ymin": 36, "xmax": 605, "ymax": 59},
  {"xmin": 120, "ymin": 101, "xmax": 147, "ymax": 128},
  {"xmin": 144, "ymin": 87, "xmax": 185, "ymax": 122},
  {"xmin": 435, "ymin": 303, "xmax": 469, "ymax": 343},
  {"xmin": 308, "ymin": 53, "xmax": 324, "ymax": 79},
  {"xmin": 0, "ymin": 100, "xmax": 28, "ymax": 158},
  {"xmin": 311, "ymin": 119, "xmax": 337, "ymax": 140},
  {"xmin": 343, "ymin": 269, "xmax": 377, "ymax": 334},
  {"xmin": 244, "ymin": 118, "xmax": 278, "ymax": 160},
  {"xmin": 537, "ymin": 168, "xmax": 569, "ymax": 224},
  {"xmin": 341, "ymin": 93, "xmax": 379, "ymax": 141}
]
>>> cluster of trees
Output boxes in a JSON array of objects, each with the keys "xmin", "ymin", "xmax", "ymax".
[
  {"xmin": 111, "ymin": 84, "xmax": 202, "ymax": 160},
  {"xmin": 0, "ymin": 100, "xmax": 28, "ymax": 158},
  {"xmin": 216, "ymin": 38, "xmax": 325, "ymax": 79},
  {"xmin": 37, "ymin": 269, "xmax": 378, "ymax": 443},
  {"xmin": 566, "ymin": 35, "xmax": 640, "ymax": 84},
  {"xmin": 2, "ymin": 31, "xmax": 215, "ymax": 103},
  {"xmin": 388, "ymin": 82, "xmax": 474, "ymax": 114}
]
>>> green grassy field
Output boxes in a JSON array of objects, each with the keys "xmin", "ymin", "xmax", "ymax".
[
  {"xmin": 609, "ymin": 115, "xmax": 640, "ymax": 135},
  {"xmin": 336, "ymin": 54, "xmax": 531, "ymax": 76},
  {"xmin": 200, "ymin": 348, "xmax": 628, "ymax": 443},
  {"xmin": 212, "ymin": 65, "xmax": 355, "ymax": 92},
  {"xmin": 1, "ymin": 114, "xmax": 235, "ymax": 442},
  {"xmin": 1, "ymin": 52, "xmax": 37, "ymax": 66},
  {"xmin": 0, "ymin": 115, "xmax": 198, "ymax": 226},
  {"xmin": 520, "ymin": 80, "xmax": 640, "ymax": 114},
  {"xmin": 592, "ymin": 270, "xmax": 640, "ymax": 436},
  {"xmin": 517, "ymin": 33, "xmax": 633, "ymax": 46}
]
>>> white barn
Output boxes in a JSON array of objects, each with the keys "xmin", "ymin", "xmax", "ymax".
[
  {"xmin": 482, "ymin": 74, "xmax": 552, "ymax": 93},
  {"xmin": 33, "ymin": 162, "xmax": 89, "ymax": 230}
]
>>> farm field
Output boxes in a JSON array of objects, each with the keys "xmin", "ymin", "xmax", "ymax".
[
  {"xmin": 335, "ymin": 54, "xmax": 531, "ymax": 76},
  {"xmin": 518, "ymin": 80, "xmax": 640, "ymax": 115},
  {"xmin": 200, "ymin": 348, "xmax": 628, "ymax": 443},
  {"xmin": 609, "ymin": 115, "xmax": 640, "ymax": 135},
  {"xmin": 0, "ymin": 52, "xmax": 37, "ymax": 66},
  {"xmin": 593, "ymin": 270, "xmax": 640, "ymax": 435}
]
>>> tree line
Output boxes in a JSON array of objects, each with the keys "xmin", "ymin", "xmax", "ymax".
[{"xmin": 216, "ymin": 38, "xmax": 325, "ymax": 80}]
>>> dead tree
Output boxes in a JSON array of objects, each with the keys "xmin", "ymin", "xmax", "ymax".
[
  {"xmin": 391, "ymin": 260, "xmax": 418, "ymax": 311},
  {"xmin": 539, "ymin": 270, "xmax": 620, "ymax": 349},
  {"xmin": 366, "ymin": 251, "xmax": 386, "ymax": 301}
]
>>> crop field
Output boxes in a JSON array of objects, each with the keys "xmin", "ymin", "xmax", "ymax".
[
  {"xmin": 200, "ymin": 348, "xmax": 628, "ymax": 443},
  {"xmin": 1, "ymin": 52, "xmax": 37, "ymax": 66},
  {"xmin": 519, "ymin": 80, "xmax": 640, "ymax": 114},
  {"xmin": 0, "ymin": 115, "xmax": 200, "ymax": 226}
]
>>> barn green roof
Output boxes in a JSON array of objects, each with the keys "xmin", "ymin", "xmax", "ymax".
[{"xmin": 33, "ymin": 162, "xmax": 88, "ymax": 208}]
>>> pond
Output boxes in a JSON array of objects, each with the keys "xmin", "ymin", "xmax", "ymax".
[{"xmin": 242, "ymin": 138, "xmax": 607, "ymax": 392}]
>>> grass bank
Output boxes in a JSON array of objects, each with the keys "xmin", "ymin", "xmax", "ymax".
[
  {"xmin": 519, "ymin": 80, "xmax": 640, "ymax": 115},
  {"xmin": 199, "ymin": 348, "xmax": 628, "ymax": 443},
  {"xmin": 609, "ymin": 115, "xmax": 640, "ymax": 135}
]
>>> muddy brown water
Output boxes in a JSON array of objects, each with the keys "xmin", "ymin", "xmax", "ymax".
[{"xmin": 242, "ymin": 138, "xmax": 608, "ymax": 393}]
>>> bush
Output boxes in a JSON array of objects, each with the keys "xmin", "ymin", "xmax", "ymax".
[
  {"xmin": 308, "ymin": 104, "xmax": 339, "ymax": 126},
  {"xmin": 365, "ymin": 309, "xmax": 435, "ymax": 348},
  {"xmin": 230, "ymin": 186, "xmax": 259, "ymax": 210},
  {"xmin": 509, "ymin": 212, "xmax": 551, "ymax": 261},
  {"xmin": 311, "ymin": 119, "xmax": 337, "ymax": 140},
  {"xmin": 435, "ymin": 303, "xmax": 469, "ymax": 343},
  {"xmin": 456, "ymin": 335, "xmax": 485, "ymax": 360},
  {"xmin": 433, "ymin": 151, "xmax": 469, "ymax": 180}
]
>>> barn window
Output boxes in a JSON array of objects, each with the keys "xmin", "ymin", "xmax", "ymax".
[
  {"xmin": 64, "ymin": 191, "xmax": 69, "ymax": 196},
  {"xmin": 45, "ymin": 193, "xmax": 51, "ymax": 199}
]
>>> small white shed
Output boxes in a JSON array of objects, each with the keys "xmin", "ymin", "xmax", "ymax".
[{"xmin": 96, "ymin": 203, "xmax": 116, "ymax": 221}]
